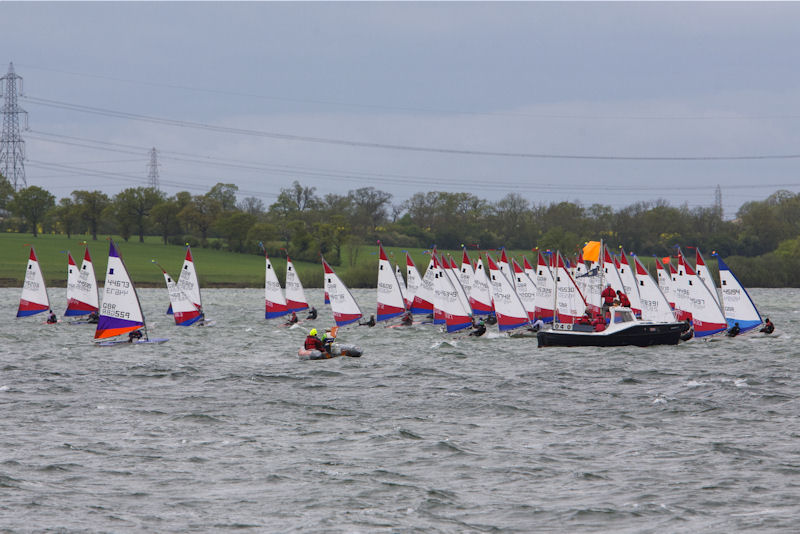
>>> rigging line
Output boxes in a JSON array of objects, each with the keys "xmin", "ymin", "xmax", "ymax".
[
  {"xmin": 24, "ymin": 96, "xmax": 800, "ymax": 161},
  {"xmin": 19, "ymin": 64, "xmax": 800, "ymax": 121}
]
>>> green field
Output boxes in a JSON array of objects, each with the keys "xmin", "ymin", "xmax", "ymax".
[
  {"xmin": 0, "ymin": 233, "xmax": 472, "ymax": 288},
  {"xmin": 0, "ymin": 232, "xmax": 670, "ymax": 289}
]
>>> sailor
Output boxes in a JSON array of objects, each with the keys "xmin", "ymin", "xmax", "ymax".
[
  {"xmin": 87, "ymin": 310, "xmax": 99, "ymax": 324},
  {"xmin": 485, "ymin": 314, "xmax": 497, "ymax": 325},
  {"xmin": 727, "ymin": 322, "xmax": 741, "ymax": 337},
  {"xmin": 304, "ymin": 328, "xmax": 324, "ymax": 351},
  {"xmin": 601, "ymin": 284, "xmax": 616, "ymax": 313},
  {"xmin": 128, "ymin": 329, "xmax": 143, "ymax": 342},
  {"xmin": 285, "ymin": 311, "xmax": 299, "ymax": 326},
  {"xmin": 400, "ymin": 311, "xmax": 413, "ymax": 326},
  {"xmin": 469, "ymin": 317, "xmax": 486, "ymax": 337},
  {"xmin": 616, "ymin": 290, "xmax": 631, "ymax": 308},
  {"xmin": 321, "ymin": 329, "xmax": 334, "ymax": 352},
  {"xmin": 46, "ymin": 310, "xmax": 57, "ymax": 324},
  {"xmin": 530, "ymin": 318, "xmax": 545, "ymax": 332},
  {"xmin": 359, "ymin": 314, "xmax": 376, "ymax": 327},
  {"xmin": 760, "ymin": 318, "xmax": 775, "ymax": 334},
  {"xmin": 306, "ymin": 306, "xmax": 318, "ymax": 320}
]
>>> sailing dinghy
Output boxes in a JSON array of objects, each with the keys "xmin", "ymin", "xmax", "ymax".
[
  {"xmin": 17, "ymin": 246, "xmax": 51, "ymax": 318},
  {"xmin": 95, "ymin": 240, "xmax": 167, "ymax": 345},
  {"xmin": 376, "ymin": 243, "xmax": 407, "ymax": 323},
  {"xmin": 264, "ymin": 252, "xmax": 289, "ymax": 320},
  {"xmin": 717, "ymin": 256, "xmax": 762, "ymax": 333},
  {"xmin": 154, "ymin": 262, "xmax": 204, "ymax": 326},
  {"xmin": 322, "ymin": 255, "xmax": 363, "ymax": 327},
  {"xmin": 285, "ymin": 256, "xmax": 309, "ymax": 312},
  {"xmin": 65, "ymin": 247, "xmax": 99, "ymax": 319}
]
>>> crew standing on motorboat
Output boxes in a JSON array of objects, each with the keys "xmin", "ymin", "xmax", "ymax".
[
  {"xmin": 601, "ymin": 284, "xmax": 616, "ymax": 313},
  {"xmin": 616, "ymin": 290, "xmax": 631, "ymax": 308}
]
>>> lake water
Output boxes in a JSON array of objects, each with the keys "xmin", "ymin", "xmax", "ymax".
[{"xmin": 0, "ymin": 287, "xmax": 798, "ymax": 532}]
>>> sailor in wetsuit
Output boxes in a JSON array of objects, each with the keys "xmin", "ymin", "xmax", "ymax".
[
  {"xmin": 87, "ymin": 310, "xmax": 99, "ymax": 324},
  {"xmin": 760, "ymin": 318, "xmax": 775, "ymax": 334},
  {"xmin": 727, "ymin": 322, "xmax": 741, "ymax": 337},
  {"xmin": 306, "ymin": 306, "xmax": 318, "ymax": 320},
  {"xmin": 359, "ymin": 314, "xmax": 376, "ymax": 327},
  {"xmin": 400, "ymin": 311, "xmax": 413, "ymax": 326},
  {"xmin": 469, "ymin": 318, "xmax": 486, "ymax": 337},
  {"xmin": 46, "ymin": 310, "xmax": 57, "ymax": 324},
  {"xmin": 285, "ymin": 311, "xmax": 298, "ymax": 326},
  {"xmin": 128, "ymin": 329, "xmax": 143, "ymax": 343}
]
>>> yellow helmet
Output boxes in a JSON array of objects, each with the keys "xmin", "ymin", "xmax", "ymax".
[{"xmin": 309, "ymin": 328, "xmax": 317, "ymax": 336}]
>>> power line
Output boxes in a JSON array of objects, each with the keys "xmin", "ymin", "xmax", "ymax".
[{"xmin": 24, "ymin": 95, "xmax": 800, "ymax": 161}]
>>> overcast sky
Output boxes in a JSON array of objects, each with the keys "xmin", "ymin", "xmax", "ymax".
[{"xmin": 2, "ymin": 2, "xmax": 800, "ymax": 216}]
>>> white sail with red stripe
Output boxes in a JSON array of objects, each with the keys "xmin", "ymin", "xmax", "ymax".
[
  {"xmin": 264, "ymin": 253, "xmax": 288, "ymax": 319},
  {"xmin": 554, "ymin": 251, "xmax": 587, "ymax": 323},
  {"xmin": 377, "ymin": 244, "xmax": 406, "ymax": 322},
  {"xmin": 410, "ymin": 253, "xmax": 436, "ymax": 315},
  {"xmin": 486, "ymin": 254, "xmax": 530, "ymax": 332},
  {"xmin": 695, "ymin": 249, "xmax": 721, "ymax": 307},
  {"xmin": 404, "ymin": 252, "xmax": 422, "ymax": 310},
  {"xmin": 618, "ymin": 249, "xmax": 643, "ymax": 316},
  {"xmin": 673, "ymin": 252, "xmax": 726, "ymax": 337},
  {"xmin": 322, "ymin": 255, "xmax": 363, "ymax": 327},
  {"xmin": 633, "ymin": 257, "xmax": 675, "ymax": 323},
  {"xmin": 65, "ymin": 247, "xmax": 99, "ymax": 317},
  {"xmin": 156, "ymin": 264, "xmax": 203, "ymax": 326},
  {"xmin": 17, "ymin": 247, "xmax": 50, "ymax": 318},
  {"xmin": 533, "ymin": 251, "xmax": 555, "ymax": 323},
  {"xmin": 285, "ymin": 256, "xmax": 309, "ymax": 312},
  {"xmin": 511, "ymin": 258, "xmax": 537, "ymax": 321},
  {"xmin": 470, "ymin": 257, "xmax": 494, "ymax": 316},
  {"xmin": 432, "ymin": 254, "xmax": 472, "ymax": 332}
]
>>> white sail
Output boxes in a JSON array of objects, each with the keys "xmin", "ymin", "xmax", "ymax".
[
  {"xmin": 432, "ymin": 254, "xmax": 472, "ymax": 332},
  {"xmin": 405, "ymin": 253, "xmax": 423, "ymax": 311},
  {"xmin": 65, "ymin": 247, "xmax": 99, "ymax": 317},
  {"xmin": 656, "ymin": 261, "xmax": 675, "ymax": 309},
  {"xmin": 17, "ymin": 247, "xmax": 50, "ymax": 317},
  {"xmin": 458, "ymin": 249, "xmax": 475, "ymax": 300},
  {"xmin": 177, "ymin": 246, "xmax": 202, "ymax": 309},
  {"xmin": 695, "ymin": 249, "xmax": 721, "ymax": 307},
  {"xmin": 554, "ymin": 251, "xmax": 587, "ymax": 323},
  {"xmin": 486, "ymin": 254, "xmax": 530, "ymax": 332},
  {"xmin": 470, "ymin": 258, "xmax": 494, "ymax": 315},
  {"xmin": 674, "ymin": 253, "xmax": 727, "ymax": 337},
  {"xmin": 442, "ymin": 255, "xmax": 472, "ymax": 318},
  {"xmin": 95, "ymin": 240, "xmax": 145, "ymax": 339},
  {"xmin": 533, "ymin": 251, "xmax": 555, "ymax": 323},
  {"xmin": 158, "ymin": 265, "xmax": 202, "ymax": 326},
  {"xmin": 633, "ymin": 256, "xmax": 676, "ymax": 323},
  {"xmin": 617, "ymin": 250, "xmax": 643, "ymax": 316},
  {"xmin": 395, "ymin": 263, "xmax": 407, "ymax": 305},
  {"xmin": 377, "ymin": 244, "xmax": 406, "ymax": 322},
  {"xmin": 264, "ymin": 254, "xmax": 288, "ymax": 319},
  {"xmin": 285, "ymin": 256, "xmax": 309, "ymax": 312},
  {"xmin": 322, "ymin": 256, "xmax": 363, "ymax": 327},
  {"xmin": 410, "ymin": 254, "xmax": 436, "ymax": 315},
  {"xmin": 718, "ymin": 256, "xmax": 762, "ymax": 333},
  {"xmin": 511, "ymin": 259, "xmax": 537, "ymax": 321}
]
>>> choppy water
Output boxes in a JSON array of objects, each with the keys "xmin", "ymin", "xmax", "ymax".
[{"xmin": 1, "ymin": 287, "xmax": 798, "ymax": 532}]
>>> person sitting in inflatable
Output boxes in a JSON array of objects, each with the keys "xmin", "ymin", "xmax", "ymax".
[
  {"xmin": 321, "ymin": 328, "xmax": 335, "ymax": 352},
  {"xmin": 304, "ymin": 328, "xmax": 324, "ymax": 352}
]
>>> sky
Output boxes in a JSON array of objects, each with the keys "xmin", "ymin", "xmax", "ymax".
[{"xmin": 2, "ymin": 2, "xmax": 800, "ymax": 217}]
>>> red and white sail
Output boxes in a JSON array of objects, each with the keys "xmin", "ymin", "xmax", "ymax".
[
  {"xmin": 470, "ymin": 257, "xmax": 494, "ymax": 316},
  {"xmin": 377, "ymin": 244, "xmax": 406, "ymax": 322},
  {"xmin": 404, "ymin": 252, "xmax": 422, "ymax": 310},
  {"xmin": 65, "ymin": 248, "xmax": 99, "ymax": 317},
  {"xmin": 618, "ymin": 249, "xmax": 643, "ymax": 316},
  {"xmin": 322, "ymin": 255, "xmax": 363, "ymax": 327},
  {"xmin": 498, "ymin": 249, "xmax": 514, "ymax": 288},
  {"xmin": 523, "ymin": 256, "xmax": 536, "ymax": 279},
  {"xmin": 458, "ymin": 249, "xmax": 474, "ymax": 300},
  {"xmin": 486, "ymin": 254, "xmax": 530, "ymax": 332},
  {"xmin": 157, "ymin": 264, "xmax": 202, "ymax": 326},
  {"xmin": 602, "ymin": 246, "xmax": 625, "ymax": 295},
  {"xmin": 674, "ymin": 252, "xmax": 727, "ymax": 337},
  {"xmin": 533, "ymin": 251, "xmax": 555, "ymax": 323},
  {"xmin": 695, "ymin": 249, "xmax": 720, "ymax": 307},
  {"xmin": 554, "ymin": 252, "xmax": 587, "ymax": 323},
  {"xmin": 633, "ymin": 257, "xmax": 675, "ymax": 323},
  {"xmin": 395, "ymin": 263, "xmax": 407, "ymax": 305},
  {"xmin": 410, "ymin": 253, "xmax": 436, "ymax": 315},
  {"xmin": 432, "ymin": 254, "xmax": 472, "ymax": 332},
  {"xmin": 178, "ymin": 246, "xmax": 202, "ymax": 310},
  {"xmin": 285, "ymin": 256, "xmax": 309, "ymax": 312},
  {"xmin": 442, "ymin": 255, "xmax": 472, "ymax": 318},
  {"xmin": 264, "ymin": 253, "xmax": 288, "ymax": 319},
  {"xmin": 511, "ymin": 258, "xmax": 537, "ymax": 321},
  {"xmin": 657, "ymin": 261, "xmax": 675, "ymax": 309},
  {"xmin": 17, "ymin": 247, "xmax": 50, "ymax": 317}
]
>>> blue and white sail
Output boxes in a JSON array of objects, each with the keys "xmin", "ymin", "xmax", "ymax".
[{"xmin": 717, "ymin": 256, "xmax": 762, "ymax": 333}]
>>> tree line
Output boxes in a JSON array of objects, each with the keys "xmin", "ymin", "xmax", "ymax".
[{"xmin": 1, "ymin": 175, "xmax": 798, "ymax": 285}]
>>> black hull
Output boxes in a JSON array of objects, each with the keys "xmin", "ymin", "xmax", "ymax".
[{"xmin": 537, "ymin": 323, "xmax": 684, "ymax": 348}]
